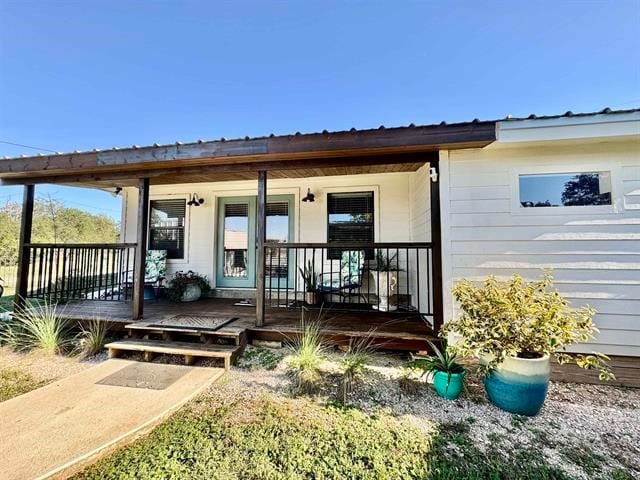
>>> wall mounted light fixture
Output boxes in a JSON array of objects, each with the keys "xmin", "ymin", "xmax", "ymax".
[
  {"xmin": 301, "ymin": 188, "xmax": 315, "ymax": 202},
  {"xmin": 111, "ymin": 187, "xmax": 122, "ymax": 197},
  {"xmin": 187, "ymin": 193, "xmax": 205, "ymax": 206}
]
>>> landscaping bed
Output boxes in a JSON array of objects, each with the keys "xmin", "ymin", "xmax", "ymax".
[{"xmin": 75, "ymin": 346, "xmax": 639, "ymax": 480}]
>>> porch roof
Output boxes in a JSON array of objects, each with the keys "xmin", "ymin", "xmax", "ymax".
[{"xmin": 0, "ymin": 119, "xmax": 496, "ymax": 187}]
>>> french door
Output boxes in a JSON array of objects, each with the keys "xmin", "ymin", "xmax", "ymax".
[{"xmin": 216, "ymin": 195, "xmax": 294, "ymax": 289}]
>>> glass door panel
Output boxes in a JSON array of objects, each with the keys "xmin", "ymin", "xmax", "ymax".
[
  {"xmin": 265, "ymin": 196, "xmax": 294, "ymax": 289},
  {"xmin": 216, "ymin": 197, "xmax": 256, "ymax": 288}
]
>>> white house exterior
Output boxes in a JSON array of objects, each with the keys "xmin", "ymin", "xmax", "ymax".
[
  {"xmin": 2, "ymin": 107, "xmax": 638, "ymax": 356},
  {"xmin": 116, "ymin": 110, "xmax": 640, "ymax": 356}
]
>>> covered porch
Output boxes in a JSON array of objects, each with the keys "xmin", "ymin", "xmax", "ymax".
[{"xmin": 2, "ymin": 120, "xmax": 496, "ymax": 349}]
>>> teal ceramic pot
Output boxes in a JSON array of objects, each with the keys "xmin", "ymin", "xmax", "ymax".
[
  {"xmin": 484, "ymin": 354, "xmax": 550, "ymax": 416},
  {"xmin": 432, "ymin": 370, "xmax": 465, "ymax": 400}
]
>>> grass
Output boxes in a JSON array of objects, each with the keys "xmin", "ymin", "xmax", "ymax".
[
  {"xmin": 237, "ymin": 345, "xmax": 284, "ymax": 370},
  {"xmin": 0, "ymin": 367, "xmax": 48, "ymax": 402},
  {"xmin": 339, "ymin": 333, "xmax": 376, "ymax": 403},
  {"xmin": 0, "ymin": 299, "xmax": 72, "ymax": 354},
  {"xmin": 0, "ymin": 293, "xmax": 14, "ymax": 313},
  {"xmin": 72, "ymin": 391, "xmax": 630, "ymax": 480},
  {"xmin": 77, "ymin": 319, "xmax": 109, "ymax": 358},
  {"xmin": 286, "ymin": 312, "xmax": 328, "ymax": 394}
]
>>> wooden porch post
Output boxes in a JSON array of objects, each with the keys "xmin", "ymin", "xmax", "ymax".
[
  {"xmin": 132, "ymin": 178, "xmax": 150, "ymax": 320},
  {"xmin": 255, "ymin": 170, "xmax": 267, "ymax": 326},
  {"xmin": 14, "ymin": 184, "xmax": 35, "ymax": 312},
  {"xmin": 429, "ymin": 157, "xmax": 444, "ymax": 333}
]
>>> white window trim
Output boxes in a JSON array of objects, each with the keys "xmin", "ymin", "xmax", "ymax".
[
  {"xmin": 148, "ymin": 193, "xmax": 190, "ymax": 265},
  {"xmin": 509, "ymin": 163, "xmax": 623, "ymax": 216}
]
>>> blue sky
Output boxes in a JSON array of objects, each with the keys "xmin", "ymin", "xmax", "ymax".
[{"xmin": 1, "ymin": 0, "xmax": 639, "ymax": 220}]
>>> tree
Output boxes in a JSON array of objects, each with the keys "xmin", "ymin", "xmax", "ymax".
[{"xmin": 561, "ymin": 174, "xmax": 610, "ymax": 206}]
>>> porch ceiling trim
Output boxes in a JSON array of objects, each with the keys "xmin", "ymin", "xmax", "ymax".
[{"xmin": 0, "ymin": 121, "xmax": 495, "ymax": 185}]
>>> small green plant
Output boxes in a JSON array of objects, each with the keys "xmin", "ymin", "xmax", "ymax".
[
  {"xmin": 443, "ymin": 272, "xmax": 614, "ymax": 380},
  {"xmin": 287, "ymin": 310, "xmax": 327, "ymax": 395},
  {"xmin": 238, "ymin": 346, "xmax": 283, "ymax": 370},
  {"xmin": 339, "ymin": 333, "xmax": 376, "ymax": 403},
  {"xmin": 298, "ymin": 260, "xmax": 318, "ymax": 293},
  {"xmin": 77, "ymin": 319, "xmax": 109, "ymax": 358},
  {"xmin": 411, "ymin": 339, "xmax": 464, "ymax": 379},
  {"xmin": 1, "ymin": 298, "xmax": 72, "ymax": 354},
  {"xmin": 371, "ymin": 250, "xmax": 401, "ymax": 271},
  {"xmin": 165, "ymin": 270, "xmax": 210, "ymax": 302}
]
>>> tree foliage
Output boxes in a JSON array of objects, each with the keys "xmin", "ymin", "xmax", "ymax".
[{"xmin": 0, "ymin": 197, "xmax": 119, "ymax": 264}]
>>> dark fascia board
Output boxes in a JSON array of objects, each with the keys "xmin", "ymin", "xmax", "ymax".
[{"xmin": 0, "ymin": 121, "xmax": 496, "ymax": 183}]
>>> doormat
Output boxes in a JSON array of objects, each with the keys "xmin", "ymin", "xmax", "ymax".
[
  {"xmin": 96, "ymin": 363, "xmax": 191, "ymax": 390},
  {"xmin": 148, "ymin": 315, "xmax": 238, "ymax": 332}
]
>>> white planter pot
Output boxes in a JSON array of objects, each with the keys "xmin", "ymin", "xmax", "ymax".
[
  {"xmin": 370, "ymin": 270, "xmax": 398, "ymax": 312},
  {"xmin": 181, "ymin": 283, "xmax": 202, "ymax": 302}
]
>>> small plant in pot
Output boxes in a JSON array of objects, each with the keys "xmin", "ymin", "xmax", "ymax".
[
  {"xmin": 443, "ymin": 272, "xmax": 614, "ymax": 416},
  {"xmin": 298, "ymin": 260, "xmax": 319, "ymax": 305},
  {"xmin": 369, "ymin": 250, "xmax": 402, "ymax": 312},
  {"xmin": 411, "ymin": 339, "xmax": 465, "ymax": 400},
  {"xmin": 166, "ymin": 270, "xmax": 211, "ymax": 302}
]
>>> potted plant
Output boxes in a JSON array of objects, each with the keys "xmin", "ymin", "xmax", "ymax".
[
  {"xmin": 443, "ymin": 272, "xmax": 614, "ymax": 416},
  {"xmin": 298, "ymin": 260, "xmax": 319, "ymax": 305},
  {"xmin": 411, "ymin": 339, "xmax": 465, "ymax": 400},
  {"xmin": 369, "ymin": 250, "xmax": 401, "ymax": 312},
  {"xmin": 166, "ymin": 270, "xmax": 211, "ymax": 302}
]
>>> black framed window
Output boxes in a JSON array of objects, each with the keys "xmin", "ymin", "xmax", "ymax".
[
  {"xmin": 327, "ymin": 191, "xmax": 374, "ymax": 259},
  {"xmin": 149, "ymin": 199, "xmax": 186, "ymax": 259}
]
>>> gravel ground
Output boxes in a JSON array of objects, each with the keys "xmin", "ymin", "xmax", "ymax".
[
  {"xmin": 0, "ymin": 347, "xmax": 107, "ymax": 384},
  {"xmin": 221, "ymin": 345, "xmax": 640, "ymax": 480}
]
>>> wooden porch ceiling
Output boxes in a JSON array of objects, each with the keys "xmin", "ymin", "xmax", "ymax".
[{"xmin": 0, "ymin": 120, "xmax": 495, "ymax": 187}]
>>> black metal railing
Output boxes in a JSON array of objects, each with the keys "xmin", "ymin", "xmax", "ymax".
[
  {"xmin": 24, "ymin": 243, "xmax": 137, "ymax": 302},
  {"xmin": 264, "ymin": 242, "xmax": 434, "ymax": 319}
]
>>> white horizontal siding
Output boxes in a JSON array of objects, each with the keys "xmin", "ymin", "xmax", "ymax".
[{"xmin": 442, "ymin": 139, "xmax": 640, "ymax": 357}]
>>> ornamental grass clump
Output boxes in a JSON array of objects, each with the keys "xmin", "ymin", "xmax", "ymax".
[
  {"xmin": 77, "ymin": 319, "xmax": 109, "ymax": 358},
  {"xmin": 339, "ymin": 332, "xmax": 376, "ymax": 403},
  {"xmin": 287, "ymin": 310, "xmax": 328, "ymax": 395},
  {"xmin": 1, "ymin": 299, "xmax": 72, "ymax": 354},
  {"xmin": 442, "ymin": 272, "xmax": 614, "ymax": 380}
]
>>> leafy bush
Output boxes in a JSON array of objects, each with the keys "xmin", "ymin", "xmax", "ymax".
[
  {"xmin": 287, "ymin": 311, "xmax": 327, "ymax": 394},
  {"xmin": 443, "ymin": 272, "xmax": 614, "ymax": 380},
  {"xmin": 1, "ymin": 299, "xmax": 72, "ymax": 354},
  {"xmin": 237, "ymin": 346, "xmax": 284, "ymax": 370},
  {"xmin": 165, "ymin": 270, "xmax": 210, "ymax": 302},
  {"xmin": 77, "ymin": 319, "xmax": 109, "ymax": 357}
]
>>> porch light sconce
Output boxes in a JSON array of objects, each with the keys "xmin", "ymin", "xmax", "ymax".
[
  {"xmin": 301, "ymin": 188, "xmax": 315, "ymax": 203},
  {"xmin": 187, "ymin": 193, "xmax": 205, "ymax": 206},
  {"xmin": 429, "ymin": 167, "xmax": 438, "ymax": 183},
  {"xmin": 111, "ymin": 187, "xmax": 122, "ymax": 197}
]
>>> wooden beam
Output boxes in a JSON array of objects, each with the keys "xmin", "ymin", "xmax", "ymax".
[
  {"xmin": 0, "ymin": 122, "xmax": 495, "ymax": 179},
  {"xmin": 14, "ymin": 185, "xmax": 35, "ymax": 311},
  {"xmin": 429, "ymin": 158, "xmax": 444, "ymax": 333},
  {"xmin": 255, "ymin": 170, "xmax": 267, "ymax": 327},
  {"xmin": 132, "ymin": 178, "xmax": 150, "ymax": 320},
  {"xmin": 0, "ymin": 151, "xmax": 439, "ymax": 186}
]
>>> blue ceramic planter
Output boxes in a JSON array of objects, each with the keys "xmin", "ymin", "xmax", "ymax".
[
  {"xmin": 432, "ymin": 370, "xmax": 465, "ymax": 400},
  {"xmin": 484, "ymin": 355, "xmax": 550, "ymax": 416}
]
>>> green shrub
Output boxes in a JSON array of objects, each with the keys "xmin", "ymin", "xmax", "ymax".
[
  {"xmin": 1, "ymin": 299, "xmax": 72, "ymax": 354},
  {"xmin": 0, "ymin": 367, "xmax": 48, "ymax": 401},
  {"xmin": 443, "ymin": 272, "xmax": 614, "ymax": 380}
]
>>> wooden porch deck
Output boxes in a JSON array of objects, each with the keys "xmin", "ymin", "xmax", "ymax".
[{"xmin": 61, "ymin": 297, "xmax": 435, "ymax": 351}]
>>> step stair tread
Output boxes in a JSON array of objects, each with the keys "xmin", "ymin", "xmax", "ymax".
[
  {"xmin": 105, "ymin": 339, "xmax": 238, "ymax": 357},
  {"xmin": 125, "ymin": 321, "xmax": 245, "ymax": 337}
]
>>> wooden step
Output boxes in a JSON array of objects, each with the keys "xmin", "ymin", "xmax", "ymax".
[
  {"xmin": 105, "ymin": 339, "xmax": 240, "ymax": 370},
  {"xmin": 125, "ymin": 322, "xmax": 248, "ymax": 346}
]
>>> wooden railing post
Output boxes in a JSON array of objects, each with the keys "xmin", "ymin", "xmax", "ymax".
[
  {"xmin": 14, "ymin": 184, "xmax": 35, "ymax": 312},
  {"xmin": 255, "ymin": 170, "xmax": 267, "ymax": 326},
  {"xmin": 132, "ymin": 178, "xmax": 150, "ymax": 320}
]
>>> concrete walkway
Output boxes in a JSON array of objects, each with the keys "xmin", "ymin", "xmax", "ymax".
[{"xmin": 0, "ymin": 359, "xmax": 224, "ymax": 480}]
